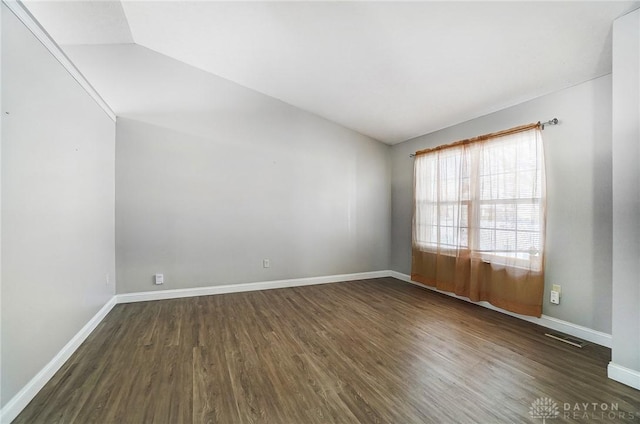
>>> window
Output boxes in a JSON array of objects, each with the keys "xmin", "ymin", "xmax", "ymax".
[{"xmin": 413, "ymin": 127, "xmax": 545, "ymax": 271}]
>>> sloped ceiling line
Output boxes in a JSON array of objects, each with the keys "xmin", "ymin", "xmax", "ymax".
[{"xmin": 22, "ymin": 0, "xmax": 640, "ymax": 145}]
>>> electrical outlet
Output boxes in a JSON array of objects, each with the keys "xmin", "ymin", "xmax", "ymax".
[
  {"xmin": 550, "ymin": 290, "xmax": 560, "ymax": 305},
  {"xmin": 154, "ymin": 273, "xmax": 164, "ymax": 285},
  {"xmin": 263, "ymin": 259, "xmax": 270, "ymax": 268}
]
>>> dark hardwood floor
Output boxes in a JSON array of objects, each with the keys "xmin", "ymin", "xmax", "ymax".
[{"xmin": 14, "ymin": 277, "xmax": 640, "ymax": 423}]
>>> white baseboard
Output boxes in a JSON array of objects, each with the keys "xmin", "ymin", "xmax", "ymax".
[
  {"xmin": 116, "ymin": 270, "xmax": 389, "ymax": 303},
  {"xmin": 608, "ymin": 362, "xmax": 640, "ymax": 390},
  {"xmin": 0, "ymin": 269, "xmax": 620, "ymax": 423},
  {"xmin": 118, "ymin": 271, "xmax": 613, "ymax": 349},
  {"xmin": 388, "ymin": 271, "xmax": 613, "ymax": 348},
  {"xmin": 1, "ymin": 271, "xmax": 385, "ymax": 423},
  {"xmin": 0, "ymin": 297, "xmax": 117, "ymax": 424}
]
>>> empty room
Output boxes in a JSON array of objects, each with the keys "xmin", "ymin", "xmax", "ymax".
[{"xmin": 1, "ymin": 0, "xmax": 640, "ymax": 423}]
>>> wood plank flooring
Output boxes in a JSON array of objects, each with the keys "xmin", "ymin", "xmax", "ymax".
[{"xmin": 14, "ymin": 277, "xmax": 640, "ymax": 423}]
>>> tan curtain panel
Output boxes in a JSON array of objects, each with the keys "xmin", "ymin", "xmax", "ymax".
[{"xmin": 411, "ymin": 123, "xmax": 546, "ymax": 317}]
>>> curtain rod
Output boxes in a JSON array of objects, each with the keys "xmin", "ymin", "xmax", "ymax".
[{"xmin": 409, "ymin": 118, "xmax": 559, "ymax": 158}]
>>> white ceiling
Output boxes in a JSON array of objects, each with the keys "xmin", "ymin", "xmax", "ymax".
[{"xmin": 24, "ymin": 1, "xmax": 640, "ymax": 144}]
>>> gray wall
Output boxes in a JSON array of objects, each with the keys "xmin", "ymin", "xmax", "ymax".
[
  {"xmin": 113, "ymin": 69, "xmax": 390, "ymax": 293},
  {"xmin": 391, "ymin": 75, "xmax": 613, "ymax": 333},
  {"xmin": 56, "ymin": 44, "xmax": 390, "ymax": 294},
  {"xmin": 0, "ymin": 4, "xmax": 4, "ymax": 406},
  {"xmin": 1, "ymin": 5, "xmax": 116, "ymax": 406},
  {"xmin": 611, "ymin": 9, "xmax": 640, "ymax": 374}
]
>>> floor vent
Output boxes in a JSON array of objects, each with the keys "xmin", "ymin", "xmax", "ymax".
[{"xmin": 545, "ymin": 332, "xmax": 589, "ymax": 348}]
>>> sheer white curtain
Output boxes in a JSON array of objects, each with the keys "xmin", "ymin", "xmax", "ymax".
[{"xmin": 412, "ymin": 124, "xmax": 546, "ymax": 317}]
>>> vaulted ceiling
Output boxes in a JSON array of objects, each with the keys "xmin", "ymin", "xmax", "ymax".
[{"xmin": 24, "ymin": 1, "xmax": 639, "ymax": 144}]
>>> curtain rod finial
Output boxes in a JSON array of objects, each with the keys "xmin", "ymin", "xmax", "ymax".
[{"xmin": 541, "ymin": 118, "xmax": 559, "ymax": 130}]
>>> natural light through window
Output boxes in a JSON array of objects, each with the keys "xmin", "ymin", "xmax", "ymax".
[{"xmin": 413, "ymin": 127, "xmax": 545, "ymax": 271}]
